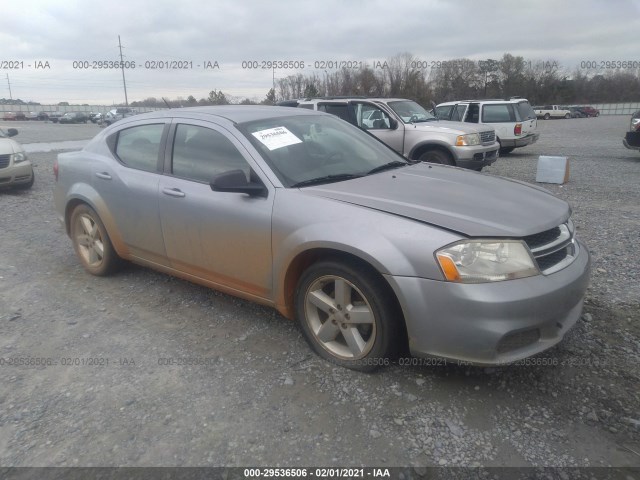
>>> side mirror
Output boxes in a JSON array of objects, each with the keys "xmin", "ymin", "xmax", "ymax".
[
  {"xmin": 388, "ymin": 118, "xmax": 398, "ymax": 130},
  {"xmin": 7, "ymin": 128, "xmax": 18, "ymax": 137},
  {"xmin": 210, "ymin": 169, "xmax": 267, "ymax": 197}
]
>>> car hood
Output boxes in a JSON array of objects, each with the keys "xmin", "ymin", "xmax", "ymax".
[
  {"xmin": 409, "ymin": 120, "xmax": 494, "ymax": 135},
  {"xmin": 0, "ymin": 138, "xmax": 24, "ymax": 155},
  {"xmin": 303, "ymin": 163, "xmax": 569, "ymax": 237}
]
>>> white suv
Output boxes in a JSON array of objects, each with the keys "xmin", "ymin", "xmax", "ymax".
[{"xmin": 435, "ymin": 98, "xmax": 539, "ymax": 154}]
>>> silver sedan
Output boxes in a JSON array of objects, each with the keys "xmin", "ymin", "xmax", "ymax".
[{"xmin": 53, "ymin": 106, "xmax": 590, "ymax": 371}]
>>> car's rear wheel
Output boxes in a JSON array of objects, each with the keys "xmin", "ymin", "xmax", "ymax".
[
  {"xmin": 565, "ymin": 113, "xmax": 571, "ymax": 119},
  {"xmin": 70, "ymin": 204, "xmax": 121, "ymax": 276},
  {"xmin": 499, "ymin": 146, "xmax": 515, "ymax": 155},
  {"xmin": 419, "ymin": 149, "xmax": 454, "ymax": 166},
  {"xmin": 295, "ymin": 260, "xmax": 400, "ymax": 372}
]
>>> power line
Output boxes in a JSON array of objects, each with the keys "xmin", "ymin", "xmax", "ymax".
[
  {"xmin": 6, "ymin": 74, "xmax": 12, "ymax": 100},
  {"xmin": 118, "ymin": 35, "xmax": 129, "ymax": 106}
]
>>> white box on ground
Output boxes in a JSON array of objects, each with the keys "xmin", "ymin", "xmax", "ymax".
[{"xmin": 536, "ymin": 156, "xmax": 570, "ymax": 184}]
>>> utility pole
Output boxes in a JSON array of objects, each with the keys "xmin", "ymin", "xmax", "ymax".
[
  {"xmin": 6, "ymin": 74, "xmax": 12, "ymax": 100},
  {"xmin": 118, "ymin": 35, "xmax": 129, "ymax": 106}
]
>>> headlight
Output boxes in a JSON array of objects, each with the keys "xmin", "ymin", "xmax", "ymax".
[
  {"xmin": 455, "ymin": 133, "xmax": 480, "ymax": 146},
  {"xmin": 632, "ymin": 118, "xmax": 640, "ymax": 130},
  {"xmin": 436, "ymin": 240, "xmax": 539, "ymax": 283},
  {"xmin": 11, "ymin": 152, "xmax": 27, "ymax": 163}
]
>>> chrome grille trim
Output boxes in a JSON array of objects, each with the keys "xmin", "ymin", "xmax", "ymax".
[
  {"xmin": 479, "ymin": 131, "xmax": 495, "ymax": 144},
  {"xmin": 524, "ymin": 220, "xmax": 577, "ymax": 275}
]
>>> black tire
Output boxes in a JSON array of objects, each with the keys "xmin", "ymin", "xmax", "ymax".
[
  {"xmin": 564, "ymin": 113, "xmax": 570, "ymax": 119},
  {"xmin": 544, "ymin": 113, "xmax": 550, "ymax": 120},
  {"xmin": 418, "ymin": 149, "xmax": 454, "ymax": 166},
  {"xmin": 295, "ymin": 260, "xmax": 401, "ymax": 372},
  {"xmin": 70, "ymin": 204, "xmax": 121, "ymax": 276},
  {"xmin": 595, "ymin": 112, "xmax": 599, "ymax": 117},
  {"xmin": 499, "ymin": 147, "xmax": 515, "ymax": 155}
]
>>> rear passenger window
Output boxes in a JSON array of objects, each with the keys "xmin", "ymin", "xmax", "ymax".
[
  {"xmin": 482, "ymin": 105, "xmax": 515, "ymax": 123},
  {"xmin": 115, "ymin": 124, "xmax": 164, "ymax": 172},
  {"xmin": 172, "ymin": 124, "xmax": 250, "ymax": 183}
]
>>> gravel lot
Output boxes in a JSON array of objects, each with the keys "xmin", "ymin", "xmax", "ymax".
[{"xmin": 0, "ymin": 117, "xmax": 638, "ymax": 472}]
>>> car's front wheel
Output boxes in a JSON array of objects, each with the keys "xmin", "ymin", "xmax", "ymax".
[
  {"xmin": 419, "ymin": 149, "xmax": 454, "ymax": 166},
  {"xmin": 295, "ymin": 260, "xmax": 401, "ymax": 372},
  {"xmin": 70, "ymin": 204, "xmax": 121, "ymax": 276}
]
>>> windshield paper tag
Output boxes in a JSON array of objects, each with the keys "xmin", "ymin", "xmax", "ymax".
[{"xmin": 252, "ymin": 127, "xmax": 302, "ymax": 150}]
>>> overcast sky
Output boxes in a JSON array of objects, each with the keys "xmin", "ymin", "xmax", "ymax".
[{"xmin": 1, "ymin": 0, "xmax": 639, "ymax": 104}]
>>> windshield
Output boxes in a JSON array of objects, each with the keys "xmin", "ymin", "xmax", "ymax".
[
  {"xmin": 387, "ymin": 100, "xmax": 437, "ymax": 123},
  {"xmin": 238, "ymin": 114, "xmax": 407, "ymax": 187}
]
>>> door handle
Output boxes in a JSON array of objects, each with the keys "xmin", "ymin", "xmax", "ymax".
[
  {"xmin": 95, "ymin": 172, "xmax": 112, "ymax": 180},
  {"xmin": 162, "ymin": 187, "xmax": 186, "ymax": 198}
]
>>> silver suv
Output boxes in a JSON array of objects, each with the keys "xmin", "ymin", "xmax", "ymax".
[{"xmin": 295, "ymin": 98, "xmax": 499, "ymax": 171}]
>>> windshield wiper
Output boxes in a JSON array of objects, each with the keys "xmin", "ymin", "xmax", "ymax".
[
  {"xmin": 291, "ymin": 173, "xmax": 363, "ymax": 188},
  {"xmin": 366, "ymin": 161, "xmax": 407, "ymax": 175}
]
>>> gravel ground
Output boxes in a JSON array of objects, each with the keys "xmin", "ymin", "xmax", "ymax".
[{"xmin": 0, "ymin": 118, "xmax": 638, "ymax": 472}]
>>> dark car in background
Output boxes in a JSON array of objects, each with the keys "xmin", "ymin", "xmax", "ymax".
[
  {"xmin": 563, "ymin": 106, "xmax": 586, "ymax": 118},
  {"xmin": 59, "ymin": 112, "xmax": 89, "ymax": 124},
  {"xmin": 26, "ymin": 111, "xmax": 49, "ymax": 121},
  {"xmin": 623, "ymin": 110, "xmax": 640, "ymax": 152},
  {"xmin": 49, "ymin": 112, "xmax": 65, "ymax": 123}
]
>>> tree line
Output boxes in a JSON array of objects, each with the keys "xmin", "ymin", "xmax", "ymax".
[
  {"xmin": 131, "ymin": 53, "xmax": 639, "ymax": 108},
  {"xmin": 5, "ymin": 52, "xmax": 638, "ymax": 108}
]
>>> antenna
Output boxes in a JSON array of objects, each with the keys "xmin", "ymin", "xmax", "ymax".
[{"xmin": 118, "ymin": 35, "xmax": 129, "ymax": 106}]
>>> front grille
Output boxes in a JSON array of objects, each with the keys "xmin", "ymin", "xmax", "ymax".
[
  {"xmin": 523, "ymin": 221, "xmax": 577, "ymax": 274},
  {"xmin": 523, "ymin": 226, "xmax": 561, "ymax": 249},
  {"xmin": 0, "ymin": 154, "xmax": 10, "ymax": 169},
  {"xmin": 479, "ymin": 131, "xmax": 495, "ymax": 144}
]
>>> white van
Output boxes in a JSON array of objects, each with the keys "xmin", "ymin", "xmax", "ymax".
[{"xmin": 435, "ymin": 98, "xmax": 539, "ymax": 154}]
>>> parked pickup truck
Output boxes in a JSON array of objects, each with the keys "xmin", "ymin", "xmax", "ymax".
[
  {"xmin": 288, "ymin": 97, "xmax": 499, "ymax": 171},
  {"xmin": 534, "ymin": 105, "xmax": 571, "ymax": 120}
]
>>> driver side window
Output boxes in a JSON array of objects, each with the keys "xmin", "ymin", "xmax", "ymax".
[{"xmin": 172, "ymin": 124, "xmax": 250, "ymax": 183}]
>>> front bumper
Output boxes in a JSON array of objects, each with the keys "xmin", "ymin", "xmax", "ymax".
[
  {"xmin": 623, "ymin": 131, "xmax": 640, "ymax": 150},
  {"xmin": 0, "ymin": 161, "xmax": 34, "ymax": 188},
  {"xmin": 385, "ymin": 240, "xmax": 590, "ymax": 365},
  {"xmin": 453, "ymin": 143, "xmax": 499, "ymax": 169}
]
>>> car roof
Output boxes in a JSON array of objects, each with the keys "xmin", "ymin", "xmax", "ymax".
[
  {"xmin": 298, "ymin": 97, "xmax": 413, "ymax": 103},
  {"xmin": 125, "ymin": 105, "xmax": 322, "ymax": 123},
  {"xmin": 437, "ymin": 99, "xmax": 531, "ymax": 106}
]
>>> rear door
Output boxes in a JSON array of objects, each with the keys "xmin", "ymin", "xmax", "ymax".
[{"xmin": 99, "ymin": 121, "xmax": 170, "ymax": 264}]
